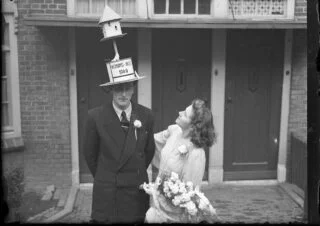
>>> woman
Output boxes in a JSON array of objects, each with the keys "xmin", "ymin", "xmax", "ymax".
[{"xmin": 144, "ymin": 98, "xmax": 216, "ymax": 223}]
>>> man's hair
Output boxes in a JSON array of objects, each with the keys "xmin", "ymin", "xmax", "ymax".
[{"xmin": 189, "ymin": 99, "xmax": 216, "ymax": 149}]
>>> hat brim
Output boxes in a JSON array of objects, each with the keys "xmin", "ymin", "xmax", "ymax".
[
  {"xmin": 100, "ymin": 33, "xmax": 127, "ymax": 42},
  {"xmin": 99, "ymin": 75, "xmax": 145, "ymax": 87}
]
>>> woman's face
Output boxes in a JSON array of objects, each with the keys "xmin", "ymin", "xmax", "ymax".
[{"xmin": 176, "ymin": 105, "xmax": 194, "ymax": 130}]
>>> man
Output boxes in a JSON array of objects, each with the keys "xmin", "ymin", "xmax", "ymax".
[{"xmin": 83, "ymin": 72, "xmax": 155, "ymax": 223}]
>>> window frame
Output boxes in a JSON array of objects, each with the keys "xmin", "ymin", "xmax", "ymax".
[
  {"xmin": 2, "ymin": 2, "xmax": 22, "ymax": 139},
  {"xmin": 150, "ymin": 0, "xmax": 214, "ymax": 19},
  {"xmin": 72, "ymin": 0, "xmax": 139, "ymax": 18},
  {"xmin": 227, "ymin": 0, "xmax": 295, "ymax": 19}
]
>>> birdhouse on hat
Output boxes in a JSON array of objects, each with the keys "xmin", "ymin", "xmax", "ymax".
[{"xmin": 99, "ymin": 5, "xmax": 126, "ymax": 42}]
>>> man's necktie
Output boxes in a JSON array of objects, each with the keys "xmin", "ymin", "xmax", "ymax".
[{"xmin": 120, "ymin": 111, "xmax": 129, "ymax": 134}]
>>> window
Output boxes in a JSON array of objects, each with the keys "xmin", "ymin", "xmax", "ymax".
[
  {"xmin": 153, "ymin": 0, "xmax": 212, "ymax": 16},
  {"xmin": 2, "ymin": 2, "xmax": 22, "ymax": 140},
  {"xmin": 75, "ymin": 0, "xmax": 137, "ymax": 17},
  {"xmin": 2, "ymin": 22, "xmax": 12, "ymax": 131},
  {"xmin": 228, "ymin": 0, "xmax": 288, "ymax": 18}
]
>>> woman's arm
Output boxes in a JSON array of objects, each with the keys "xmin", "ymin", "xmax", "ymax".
[
  {"xmin": 151, "ymin": 125, "xmax": 177, "ymax": 169},
  {"xmin": 151, "ymin": 128, "xmax": 169, "ymax": 169}
]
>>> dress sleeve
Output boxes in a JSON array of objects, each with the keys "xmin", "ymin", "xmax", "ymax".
[
  {"xmin": 151, "ymin": 127, "xmax": 170, "ymax": 169},
  {"xmin": 182, "ymin": 148, "xmax": 206, "ymax": 188}
]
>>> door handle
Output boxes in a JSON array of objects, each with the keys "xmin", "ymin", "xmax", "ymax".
[{"xmin": 80, "ymin": 97, "xmax": 86, "ymax": 103}]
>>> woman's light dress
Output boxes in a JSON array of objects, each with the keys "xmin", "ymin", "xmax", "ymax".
[{"xmin": 145, "ymin": 124, "xmax": 206, "ymax": 223}]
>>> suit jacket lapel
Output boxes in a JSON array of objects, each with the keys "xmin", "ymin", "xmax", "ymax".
[{"xmin": 102, "ymin": 102, "xmax": 126, "ymax": 151}]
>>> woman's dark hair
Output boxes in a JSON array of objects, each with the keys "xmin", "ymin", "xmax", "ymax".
[{"xmin": 189, "ymin": 98, "xmax": 216, "ymax": 149}]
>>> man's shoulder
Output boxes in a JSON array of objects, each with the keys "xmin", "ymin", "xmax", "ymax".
[
  {"xmin": 135, "ymin": 103, "xmax": 153, "ymax": 116},
  {"xmin": 88, "ymin": 105, "xmax": 104, "ymax": 117}
]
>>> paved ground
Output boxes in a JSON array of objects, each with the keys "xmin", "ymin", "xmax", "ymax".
[{"xmin": 57, "ymin": 183, "xmax": 306, "ymax": 224}]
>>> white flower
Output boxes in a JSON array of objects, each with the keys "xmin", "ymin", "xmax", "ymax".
[
  {"xmin": 170, "ymin": 184, "xmax": 179, "ymax": 194},
  {"xmin": 163, "ymin": 186, "xmax": 169, "ymax": 194},
  {"xmin": 178, "ymin": 145, "xmax": 188, "ymax": 155},
  {"xmin": 172, "ymin": 196, "xmax": 182, "ymax": 206},
  {"xmin": 180, "ymin": 193, "xmax": 191, "ymax": 203},
  {"xmin": 178, "ymin": 183, "xmax": 187, "ymax": 194},
  {"xmin": 170, "ymin": 172, "xmax": 179, "ymax": 181},
  {"xmin": 182, "ymin": 201, "xmax": 198, "ymax": 216},
  {"xmin": 133, "ymin": 120, "xmax": 142, "ymax": 128},
  {"xmin": 186, "ymin": 181, "xmax": 194, "ymax": 191}
]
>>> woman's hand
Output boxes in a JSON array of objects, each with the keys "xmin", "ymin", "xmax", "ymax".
[{"xmin": 140, "ymin": 182, "xmax": 155, "ymax": 195}]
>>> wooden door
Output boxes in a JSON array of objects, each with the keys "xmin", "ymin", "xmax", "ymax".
[
  {"xmin": 152, "ymin": 29, "xmax": 211, "ymax": 180},
  {"xmin": 224, "ymin": 30, "xmax": 284, "ymax": 180},
  {"xmin": 76, "ymin": 28, "xmax": 137, "ymax": 183}
]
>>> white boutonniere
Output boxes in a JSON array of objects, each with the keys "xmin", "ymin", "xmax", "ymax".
[
  {"xmin": 133, "ymin": 119, "xmax": 142, "ymax": 140},
  {"xmin": 134, "ymin": 120, "xmax": 142, "ymax": 128},
  {"xmin": 177, "ymin": 144, "xmax": 188, "ymax": 155}
]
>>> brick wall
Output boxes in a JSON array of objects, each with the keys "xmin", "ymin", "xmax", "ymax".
[
  {"xmin": 19, "ymin": 0, "xmax": 67, "ymax": 16},
  {"xmin": 295, "ymin": 0, "xmax": 307, "ymax": 19},
  {"xmin": 287, "ymin": 29, "xmax": 307, "ymax": 181},
  {"xmin": 17, "ymin": 1, "xmax": 71, "ymax": 192}
]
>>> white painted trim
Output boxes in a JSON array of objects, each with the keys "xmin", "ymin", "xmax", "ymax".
[
  {"xmin": 278, "ymin": 29, "xmax": 293, "ymax": 182},
  {"xmin": 209, "ymin": 29, "xmax": 227, "ymax": 183},
  {"xmin": 286, "ymin": 0, "xmax": 295, "ymax": 19},
  {"xmin": 68, "ymin": 28, "xmax": 80, "ymax": 186},
  {"xmin": 137, "ymin": 28, "xmax": 152, "ymax": 181},
  {"xmin": 2, "ymin": 11, "xmax": 21, "ymax": 139},
  {"xmin": 137, "ymin": 28, "xmax": 152, "ymax": 108},
  {"xmin": 209, "ymin": 167, "xmax": 223, "ymax": 183},
  {"xmin": 277, "ymin": 164, "xmax": 287, "ymax": 182},
  {"xmin": 43, "ymin": 185, "xmax": 79, "ymax": 223},
  {"xmin": 137, "ymin": 0, "xmax": 149, "ymax": 18},
  {"xmin": 223, "ymin": 180, "xmax": 278, "ymax": 186},
  {"xmin": 213, "ymin": 0, "xmax": 228, "ymax": 18},
  {"xmin": 80, "ymin": 183, "xmax": 93, "ymax": 189},
  {"xmin": 67, "ymin": 0, "xmax": 75, "ymax": 16}
]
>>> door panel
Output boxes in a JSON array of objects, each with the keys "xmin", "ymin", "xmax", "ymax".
[
  {"xmin": 76, "ymin": 28, "xmax": 137, "ymax": 183},
  {"xmin": 224, "ymin": 30, "xmax": 284, "ymax": 180},
  {"xmin": 152, "ymin": 29, "xmax": 211, "ymax": 180}
]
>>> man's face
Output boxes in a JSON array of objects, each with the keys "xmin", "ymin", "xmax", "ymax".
[{"xmin": 111, "ymin": 82, "xmax": 135, "ymax": 110}]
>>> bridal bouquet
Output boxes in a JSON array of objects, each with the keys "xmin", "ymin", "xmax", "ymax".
[{"xmin": 141, "ymin": 172, "xmax": 218, "ymax": 223}]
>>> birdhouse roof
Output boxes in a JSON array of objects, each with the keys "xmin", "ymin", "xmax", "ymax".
[{"xmin": 99, "ymin": 5, "xmax": 121, "ymax": 24}]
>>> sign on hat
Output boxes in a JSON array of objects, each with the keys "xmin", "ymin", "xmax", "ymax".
[{"xmin": 99, "ymin": 58, "xmax": 145, "ymax": 87}]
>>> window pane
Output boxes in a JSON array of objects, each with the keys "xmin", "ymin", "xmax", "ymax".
[
  {"xmin": 2, "ymin": 52, "xmax": 6, "ymax": 77},
  {"xmin": 107, "ymin": 0, "xmax": 121, "ymax": 14},
  {"xmin": 184, "ymin": 0, "xmax": 195, "ymax": 14},
  {"xmin": 154, "ymin": 0, "xmax": 166, "ymax": 14},
  {"xmin": 92, "ymin": 0, "xmax": 105, "ymax": 14},
  {"xmin": 2, "ymin": 79, "xmax": 8, "ymax": 102},
  {"xmin": 76, "ymin": 0, "xmax": 90, "ymax": 13},
  {"xmin": 198, "ymin": 0, "xmax": 210, "ymax": 14},
  {"xmin": 3, "ymin": 23, "xmax": 10, "ymax": 46},
  {"xmin": 169, "ymin": 0, "xmax": 181, "ymax": 14},
  {"xmin": 2, "ymin": 104, "xmax": 9, "ymax": 127},
  {"xmin": 122, "ymin": 0, "xmax": 136, "ymax": 15}
]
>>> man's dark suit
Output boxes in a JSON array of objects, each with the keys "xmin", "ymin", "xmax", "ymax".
[{"xmin": 83, "ymin": 101, "xmax": 155, "ymax": 223}]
